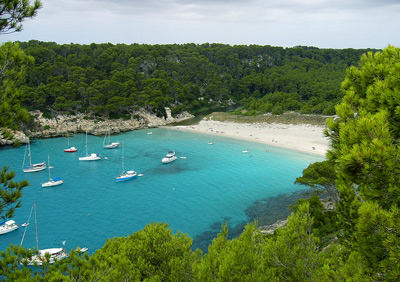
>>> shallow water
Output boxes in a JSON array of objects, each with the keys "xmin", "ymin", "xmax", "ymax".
[{"xmin": 0, "ymin": 128, "xmax": 322, "ymax": 253}]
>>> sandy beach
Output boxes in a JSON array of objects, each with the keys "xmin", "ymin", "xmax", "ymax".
[{"xmin": 168, "ymin": 120, "xmax": 329, "ymax": 156}]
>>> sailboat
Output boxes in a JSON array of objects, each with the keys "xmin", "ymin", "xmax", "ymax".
[
  {"xmin": 79, "ymin": 131, "xmax": 101, "ymax": 161},
  {"xmin": 64, "ymin": 134, "xmax": 77, "ymax": 152},
  {"xmin": 22, "ymin": 138, "xmax": 46, "ymax": 173},
  {"xmin": 20, "ymin": 202, "xmax": 69, "ymax": 266},
  {"xmin": 41, "ymin": 156, "xmax": 63, "ymax": 187},
  {"xmin": 103, "ymin": 131, "xmax": 119, "ymax": 149},
  {"xmin": 116, "ymin": 141, "xmax": 137, "ymax": 181}
]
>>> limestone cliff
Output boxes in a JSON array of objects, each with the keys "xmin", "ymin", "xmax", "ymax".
[{"xmin": 0, "ymin": 110, "xmax": 193, "ymax": 146}]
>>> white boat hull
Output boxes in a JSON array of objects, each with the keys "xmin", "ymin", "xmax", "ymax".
[
  {"xmin": 79, "ymin": 154, "xmax": 101, "ymax": 161},
  {"xmin": 162, "ymin": 156, "xmax": 177, "ymax": 163},
  {"xmin": 23, "ymin": 163, "xmax": 46, "ymax": 173},
  {"xmin": 0, "ymin": 220, "xmax": 19, "ymax": 235},
  {"xmin": 26, "ymin": 248, "xmax": 68, "ymax": 266},
  {"xmin": 103, "ymin": 142, "xmax": 119, "ymax": 149},
  {"xmin": 64, "ymin": 147, "xmax": 77, "ymax": 152},
  {"xmin": 41, "ymin": 179, "xmax": 64, "ymax": 187}
]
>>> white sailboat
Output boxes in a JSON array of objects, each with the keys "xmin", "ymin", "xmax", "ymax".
[
  {"xmin": 116, "ymin": 141, "xmax": 137, "ymax": 181},
  {"xmin": 22, "ymin": 138, "xmax": 46, "ymax": 173},
  {"xmin": 79, "ymin": 132, "xmax": 101, "ymax": 161},
  {"xmin": 64, "ymin": 134, "xmax": 77, "ymax": 152},
  {"xmin": 41, "ymin": 156, "xmax": 63, "ymax": 187},
  {"xmin": 103, "ymin": 131, "xmax": 119, "ymax": 149},
  {"xmin": 20, "ymin": 202, "xmax": 69, "ymax": 266}
]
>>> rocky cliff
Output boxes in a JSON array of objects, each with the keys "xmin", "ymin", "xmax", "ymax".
[{"xmin": 0, "ymin": 110, "xmax": 194, "ymax": 146}]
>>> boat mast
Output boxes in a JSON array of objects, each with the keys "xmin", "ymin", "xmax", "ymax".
[
  {"xmin": 28, "ymin": 139, "xmax": 32, "ymax": 168},
  {"xmin": 47, "ymin": 155, "xmax": 52, "ymax": 181},
  {"xmin": 85, "ymin": 132, "xmax": 88, "ymax": 156},
  {"xmin": 20, "ymin": 203, "xmax": 34, "ymax": 246},
  {"xmin": 121, "ymin": 141, "xmax": 125, "ymax": 173},
  {"xmin": 34, "ymin": 202, "xmax": 39, "ymax": 250}
]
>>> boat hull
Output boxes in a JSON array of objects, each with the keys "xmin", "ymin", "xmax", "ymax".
[
  {"xmin": 23, "ymin": 163, "xmax": 47, "ymax": 173},
  {"xmin": 26, "ymin": 248, "xmax": 68, "ymax": 266},
  {"xmin": 0, "ymin": 220, "xmax": 19, "ymax": 235},
  {"xmin": 116, "ymin": 171, "xmax": 138, "ymax": 181},
  {"xmin": 41, "ymin": 180, "xmax": 64, "ymax": 187},
  {"xmin": 103, "ymin": 142, "xmax": 119, "ymax": 149},
  {"xmin": 162, "ymin": 156, "xmax": 177, "ymax": 163},
  {"xmin": 79, "ymin": 154, "xmax": 101, "ymax": 161},
  {"xmin": 64, "ymin": 147, "xmax": 77, "ymax": 152}
]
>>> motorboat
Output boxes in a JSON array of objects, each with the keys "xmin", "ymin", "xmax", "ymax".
[
  {"xmin": 22, "ymin": 139, "xmax": 46, "ymax": 173},
  {"xmin": 162, "ymin": 151, "xmax": 177, "ymax": 163},
  {"xmin": 41, "ymin": 156, "xmax": 63, "ymax": 187},
  {"xmin": 116, "ymin": 141, "xmax": 138, "ymax": 181},
  {"xmin": 0, "ymin": 220, "xmax": 18, "ymax": 235}
]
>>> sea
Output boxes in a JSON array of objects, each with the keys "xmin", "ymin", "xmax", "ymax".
[{"xmin": 0, "ymin": 128, "xmax": 323, "ymax": 253}]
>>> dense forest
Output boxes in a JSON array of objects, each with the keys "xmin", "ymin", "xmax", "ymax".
[{"xmin": 12, "ymin": 41, "xmax": 377, "ymax": 120}]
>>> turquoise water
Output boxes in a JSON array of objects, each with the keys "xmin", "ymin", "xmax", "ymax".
[{"xmin": 0, "ymin": 128, "xmax": 322, "ymax": 253}]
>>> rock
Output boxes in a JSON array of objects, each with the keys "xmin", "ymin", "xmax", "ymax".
[
  {"xmin": 258, "ymin": 219, "xmax": 288, "ymax": 235},
  {"xmin": 0, "ymin": 110, "xmax": 195, "ymax": 146}
]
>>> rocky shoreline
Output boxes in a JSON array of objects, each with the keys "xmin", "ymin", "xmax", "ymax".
[{"xmin": 0, "ymin": 108, "xmax": 194, "ymax": 146}]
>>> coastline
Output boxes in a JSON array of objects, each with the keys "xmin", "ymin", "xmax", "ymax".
[{"xmin": 167, "ymin": 119, "xmax": 329, "ymax": 156}]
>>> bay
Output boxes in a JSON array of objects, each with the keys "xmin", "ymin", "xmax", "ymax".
[{"xmin": 0, "ymin": 128, "xmax": 322, "ymax": 253}]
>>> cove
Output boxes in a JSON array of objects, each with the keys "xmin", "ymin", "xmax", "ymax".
[{"xmin": 0, "ymin": 128, "xmax": 323, "ymax": 253}]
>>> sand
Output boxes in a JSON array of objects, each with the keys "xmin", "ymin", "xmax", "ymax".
[{"xmin": 167, "ymin": 120, "xmax": 329, "ymax": 156}]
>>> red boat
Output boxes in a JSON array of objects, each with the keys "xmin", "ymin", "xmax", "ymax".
[{"xmin": 64, "ymin": 146, "xmax": 77, "ymax": 152}]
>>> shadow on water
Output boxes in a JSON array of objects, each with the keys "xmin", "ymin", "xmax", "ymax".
[{"xmin": 191, "ymin": 189, "xmax": 312, "ymax": 253}]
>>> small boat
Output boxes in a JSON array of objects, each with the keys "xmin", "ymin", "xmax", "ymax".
[
  {"xmin": 64, "ymin": 135, "xmax": 77, "ymax": 152},
  {"xmin": 64, "ymin": 147, "xmax": 77, "ymax": 152},
  {"xmin": 79, "ymin": 132, "xmax": 101, "ymax": 161},
  {"xmin": 208, "ymin": 142, "xmax": 214, "ymax": 145},
  {"xmin": 41, "ymin": 156, "xmax": 63, "ymax": 187},
  {"xmin": 242, "ymin": 150, "xmax": 249, "ymax": 153},
  {"xmin": 76, "ymin": 247, "xmax": 88, "ymax": 252},
  {"xmin": 180, "ymin": 156, "xmax": 187, "ymax": 159},
  {"xmin": 147, "ymin": 132, "xmax": 153, "ymax": 135},
  {"xmin": 162, "ymin": 151, "xmax": 177, "ymax": 164},
  {"xmin": 0, "ymin": 220, "xmax": 19, "ymax": 235},
  {"xmin": 116, "ymin": 141, "xmax": 138, "ymax": 182},
  {"xmin": 103, "ymin": 131, "xmax": 119, "ymax": 149},
  {"xmin": 22, "ymin": 139, "xmax": 46, "ymax": 173}
]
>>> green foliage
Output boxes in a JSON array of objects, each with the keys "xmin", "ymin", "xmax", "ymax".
[
  {"xmin": 292, "ymin": 192, "xmax": 338, "ymax": 241},
  {"xmin": 0, "ymin": 42, "xmax": 33, "ymax": 129},
  {"xmin": 0, "ymin": 166, "xmax": 29, "ymax": 219},
  {"xmin": 262, "ymin": 202, "xmax": 320, "ymax": 281},
  {"xmin": 11, "ymin": 41, "xmax": 376, "ymax": 119},
  {"xmin": 321, "ymin": 45, "xmax": 400, "ymax": 276},
  {"xmin": 0, "ymin": 0, "xmax": 42, "ymax": 34},
  {"xmin": 295, "ymin": 160, "xmax": 338, "ymax": 202},
  {"xmin": 90, "ymin": 222, "xmax": 199, "ymax": 281}
]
